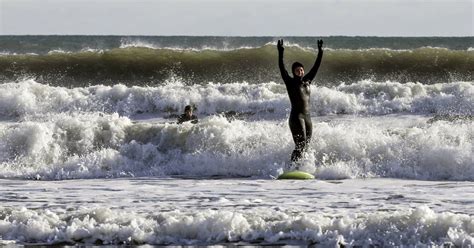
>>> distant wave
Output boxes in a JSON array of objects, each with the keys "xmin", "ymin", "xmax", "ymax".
[
  {"xmin": 2, "ymin": 36, "xmax": 473, "ymax": 54},
  {"xmin": 0, "ymin": 46, "xmax": 472, "ymax": 86}
]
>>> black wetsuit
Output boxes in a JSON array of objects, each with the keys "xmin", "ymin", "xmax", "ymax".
[
  {"xmin": 279, "ymin": 46, "xmax": 323, "ymax": 162},
  {"xmin": 177, "ymin": 114, "xmax": 198, "ymax": 124}
]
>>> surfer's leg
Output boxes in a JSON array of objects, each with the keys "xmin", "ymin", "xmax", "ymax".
[
  {"xmin": 304, "ymin": 114, "xmax": 312, "ymax": 150},
  {"xmin": 289, "ymin": 113, "xmax": 306, "ymax": 162}
]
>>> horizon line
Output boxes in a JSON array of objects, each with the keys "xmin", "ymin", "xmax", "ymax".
[{"xmin": 1, "ymin": 34, "xmax": 473, "ymax": 38}]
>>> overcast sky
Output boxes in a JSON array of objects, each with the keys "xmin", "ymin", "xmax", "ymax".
[{"xmin": 0, "ymin": 0, "xmax": 472, "ymax": 36}]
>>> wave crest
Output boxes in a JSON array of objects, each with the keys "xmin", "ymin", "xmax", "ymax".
[{"xmin": 1, "ymin": 46, "xmax": 472, "ymax": 86}]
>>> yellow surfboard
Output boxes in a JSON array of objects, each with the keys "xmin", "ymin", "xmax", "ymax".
[{"xmin": 277, "ymin": 170, "xmax": 315, "ymax": 180}]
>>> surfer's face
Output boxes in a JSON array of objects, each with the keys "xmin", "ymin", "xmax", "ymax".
[
  {"xmin": 185, "ymin": 109, "xmax": 193, "ymax": 117},
  {"xmin": 294, "ymin": 66, "xmax": 304, "ymax": 77}
]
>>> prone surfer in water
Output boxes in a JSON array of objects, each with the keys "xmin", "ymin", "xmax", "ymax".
[
  {"xmin": 177, "ymin": 105, "xmax": 198, "ymax": 124},
  {"xmin": 277, "ymin": 39, "xmax": 323, "ymax": 163}
]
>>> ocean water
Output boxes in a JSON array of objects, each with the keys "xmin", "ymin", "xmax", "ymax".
[{"xmin": 0, "ymin": 36, "xmax": 473, "ymax": 246}]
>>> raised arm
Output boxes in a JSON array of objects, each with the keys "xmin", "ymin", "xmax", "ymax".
[
  {"xmin": 277, "ymin": 39, "xmax": 291, "ymax": 82},
  {"xmin": 303, "ymin": 39, "xmax": 324, "ymax": 82}
]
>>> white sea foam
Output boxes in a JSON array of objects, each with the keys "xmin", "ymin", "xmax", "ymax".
[
  {"xmin": 0, "ymin": 79, "xmax": 472, "ymax": 119},
  {"xmin": 265, "ymin": 41, "xmax": 317, "ymax": 51},
  {"xmin": 47, "ymin": 49, "xmax": 71, "ymax": 54},
  {"xmin": 79, "ymin": 47, "xmax": 104, "ymax": 53},
  {"xmin": 119, "ymin": 38, "xmax": 255, "ymax": 52},
  {"xmin": 0, "ymin": 205, "xmax": 472, "ymax": 246},
  {"xmin": 0, "ymin": 110, "xmax": 471, "ymax": 180},
  {"xmin": 1, "ymin": 171, "xmax": 473, "ymax": 246},
  {"xmin": 0, "ymin": 79, "xmax": 471, "ymax": 180},
  {"xmin": 119, "ymin": 38, "xmax": 160, "ymax": 50}
]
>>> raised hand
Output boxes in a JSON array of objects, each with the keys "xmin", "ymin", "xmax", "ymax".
[
  {"xmin": 317, "ymin": 39, "xmax": 323, "ymax": 50},
  {"xmin": 277, "ymin": 39, "xmax": 284, "ymax": 53}
]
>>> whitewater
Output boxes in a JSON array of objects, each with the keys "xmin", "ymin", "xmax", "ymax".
[{"xmin": 0, "ymin": 36, "xmax": 473, "ymax": 246}]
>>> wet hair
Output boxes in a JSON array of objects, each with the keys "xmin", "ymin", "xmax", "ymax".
[
  {"xmin": 292, "ymin": 62, "xmax": 304, "ymax": 74},
  {"xmin": 184, "ymin": 105, "xmax": 193, "ymax": 111}
]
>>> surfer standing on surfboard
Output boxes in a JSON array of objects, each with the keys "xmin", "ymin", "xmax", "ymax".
[{"xmin": 277, "ymin": 39, "xmax": 323, "ymax": 163}]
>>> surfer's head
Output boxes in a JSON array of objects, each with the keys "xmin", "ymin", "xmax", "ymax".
[
  {"xmin": 292, "ymin": 62, "xmax": 304, "ymax": 77},
  {"xmin": 184, "ymin": 105, "xmax": 193, "ymax": 117}
]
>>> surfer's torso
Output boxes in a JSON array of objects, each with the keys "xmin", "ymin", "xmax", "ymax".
[{"xmin": 284, "ymin": 76, "xmax": 311, "ymax": 115}]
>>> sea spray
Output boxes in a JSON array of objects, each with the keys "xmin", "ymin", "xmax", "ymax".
[
  {"xmin": 0, "ymin": 112, "xmax": 471, "ymax": 180},
  {"xmin": 0, "ymin": 79, "xmax": 472, "ymax": 119}
]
